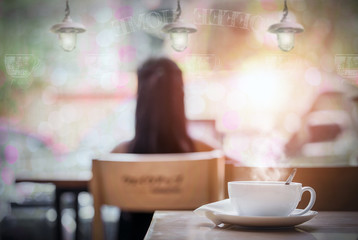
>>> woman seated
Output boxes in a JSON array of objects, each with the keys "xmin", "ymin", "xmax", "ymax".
[{"xmin": 112, "ymin": 57, "xmax": 215, "ymax": 239}]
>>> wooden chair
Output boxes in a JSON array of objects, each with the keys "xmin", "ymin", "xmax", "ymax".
[
  {"xmin": 225, "ymin": 164, "xmax": 358, "ymax": 211},
  {"xmin": 90, "ymin": 150, "xmax": 224, "ymax": 240}
]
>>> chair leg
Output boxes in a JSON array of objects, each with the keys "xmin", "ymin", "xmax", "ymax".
[
  {"xmin": 92, "ymin": 204, "xmax": 104, "ymax": 240},
  {"xmin": 55, "ymin": 188, "xmax": 62, "ymax": 240},
  {"xmin": 74, "ymin": 192, "xmax": 80, "ymax": 240},
  {"xmin": 90, "ymin": 166, "xmax": 104, "ymax": 240}
]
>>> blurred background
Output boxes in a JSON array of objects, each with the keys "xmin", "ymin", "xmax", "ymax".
[{"xmin": 1, "ymin": 0, "xmax": 358, "ymax": 239}]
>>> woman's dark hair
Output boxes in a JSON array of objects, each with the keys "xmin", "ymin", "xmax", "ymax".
[{"xmin": 128, "ymin": 57, "xmax": 195, "ymax": 153}]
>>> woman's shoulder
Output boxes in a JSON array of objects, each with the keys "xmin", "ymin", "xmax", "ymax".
[
  {"xmin": 111, "ymin": 139, "xmax": 218, "ymax": 153},
  {"xmin": 111, "ymin": 141, "xmax": 131, "ymax": 153},
  {"xmin": 192, "ymin": 138, "xmax": 218, "ymax": 152}
]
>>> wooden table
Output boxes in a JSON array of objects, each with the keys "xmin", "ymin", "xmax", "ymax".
[
  {"xmin": 16, "ymin": 171, "xmax": 91, "ymax": 240},
  {"xmin": 145, "ymin": 211, "xmax": 358, "ymax": 240}
]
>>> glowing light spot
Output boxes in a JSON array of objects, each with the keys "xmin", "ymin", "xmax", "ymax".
[
  {"xmin": 5, "ymin": 145, "xmax": 18, "ymax": 164},
  {"xmin": 79, "ymin": 206, "xmax": 94, "ymax": 220},
  {"xmin": 102, "ymin": 206, "xmax": 120, "ymax": 222},
  {"xmin": 51, "ymin": 68, "xmax": 68, "ymax": 86},
  {"xmin": 46, "ymin": 209, "xmax": 57, "ymax": 222},
  {"xmin": 305, "ymin": 67, "xmax": 321, "ymax": 86},
  {"xmin": 238, "ymin": 68, "xmax": 286, "ymax": 110},
  {"xmin": 61, "ymin": 211, "xmax": 76, "ymax": 233},
  {"xmin": 1, "ymin": 167, "xmax": 14, "ymax": 185},
  {"xmin": 222, "ymin": 111, "xmax": 240, "ymax": 131},
  {"xmin": 78, "ymin": 192, "xmax": 93, "ymax": 206}
]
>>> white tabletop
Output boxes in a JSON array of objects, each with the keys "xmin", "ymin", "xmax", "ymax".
[{"xmin": 145, "ymin": 211, "xmax": 358, "ymax": 240}]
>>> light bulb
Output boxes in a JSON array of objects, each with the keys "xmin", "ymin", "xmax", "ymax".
[
  {"xmin": 59, "ymin": 32, "xmax": 77, "ymax": 52},
  {"xmin": 170, "ymin": 31, "xmax": 188, "ymax": 52},
  {"xmin": 277, "ymin": 32, "xmax": 295, "ymax": 52}
]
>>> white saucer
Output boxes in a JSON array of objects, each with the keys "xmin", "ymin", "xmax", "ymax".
[{"xmin": 194, "ymin": 199, "xmax": 318, "ymax": 227}]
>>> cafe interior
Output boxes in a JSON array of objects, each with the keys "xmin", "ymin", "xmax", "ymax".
[{"xmin": 1, "ymin": 0, "xmax": 358, "ymax": 239}]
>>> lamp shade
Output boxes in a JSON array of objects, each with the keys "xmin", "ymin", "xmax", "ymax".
[
  {"xmin": 51, "ymin": 16, "xmax": 85, "ymax": 52},
  {"xmin": 162, "ymin": 20, "xmax": 197, "ymax": 52},
  {"xmin": 51, "ymin": 16, "xmax": 86, "ymax": 34},
  {"xmin": 268, "ymin": 20, "xmax": 304, "ymax": 34}
]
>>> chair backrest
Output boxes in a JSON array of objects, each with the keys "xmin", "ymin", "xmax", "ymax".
[
  {"xmin": 91, "ymin": 150, "xmax": 224, "ymax": 240},
  {"xmin": 225, "ymin": 164, "xmax": 358, "ymax": 211}
]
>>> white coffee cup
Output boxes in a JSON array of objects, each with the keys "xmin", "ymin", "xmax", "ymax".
[{"xmin": 228, "ymin": 181, "xmax": 316, "ymax": 216}]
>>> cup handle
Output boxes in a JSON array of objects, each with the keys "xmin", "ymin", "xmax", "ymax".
[{"xmin": 291, "ymin": 186, "xmax": 316, "ymax": 216}]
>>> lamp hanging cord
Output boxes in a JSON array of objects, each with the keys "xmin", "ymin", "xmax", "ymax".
[
  {"xmin": 64, "ymin": 0, "xmax": 70, "ymax": 19},
  {"xmin": 174, "ymin": 0, "xmax": 182, "ymax": 22},
  {"xmin": 280, "ymin": 0, "xmax": 288, "ymax": 22}
]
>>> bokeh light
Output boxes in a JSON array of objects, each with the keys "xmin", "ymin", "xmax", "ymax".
[
  {"xmin": 1, "ymin": 167, "xmax": 14, "ymax": 185},
  {"xmin": 0, "ymin": 0, "xmax": 357, "ymax": 173},
  {"xmin": 237, "ymin": 66, "xmax": 286, "ymax": 111},
  {"xmin": 4, "ymin": 145, "xmax": 18, "ymax": 164},
  {"xmin": 305, "ymin": 67, "xmax": 322, "ymax": 86},
  {"xmin": 221, "ymin": 111, "xmax": 240, "ymax": 131},
  {"xmin": 51, "ymin": 67, "xmax": 68, "ymax": 86}
]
